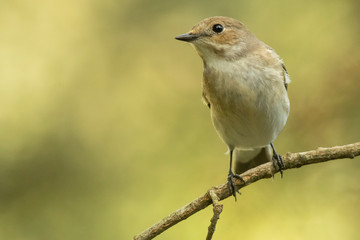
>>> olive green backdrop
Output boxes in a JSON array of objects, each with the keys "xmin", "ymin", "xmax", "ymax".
[{"xmin": 0, "ymin": 0, "xmax": 359, "ymax": 239}]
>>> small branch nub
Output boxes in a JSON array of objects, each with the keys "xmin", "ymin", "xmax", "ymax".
[{"xmin": 206, "ymin": 190, "xmax": 224, "ymax": 240}]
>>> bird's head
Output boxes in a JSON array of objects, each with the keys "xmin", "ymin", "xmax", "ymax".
[{"xmin": 175, "ymin": 16, "xmax": 256, "ymax": 62}]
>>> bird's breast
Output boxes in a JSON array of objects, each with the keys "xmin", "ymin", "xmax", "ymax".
[{"xmin": 202, "ymin": 60, "xmax": 289, "ymax": 149}]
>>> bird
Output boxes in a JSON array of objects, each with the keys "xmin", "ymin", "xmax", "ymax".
[{"xmin": 175, "ymin": 16, "xmax": 290, "ymax": 200}]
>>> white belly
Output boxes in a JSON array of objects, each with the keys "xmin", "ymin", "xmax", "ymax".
[{"xmin": 211, "ymin": 93, "xmax": 289, "ymax": 149}]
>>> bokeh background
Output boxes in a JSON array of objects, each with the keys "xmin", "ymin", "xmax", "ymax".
[{"xmin": 1, "ymin": 0, "xmax": 359, "ymax": 239}]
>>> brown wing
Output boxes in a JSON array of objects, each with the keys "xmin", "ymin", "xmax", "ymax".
[
  {"xmin": 202, "ymin": 92, "xmax": 211, "ymax": 108},
  {"xmin": 264, "ymin": 45, "xmax": 290, "ymax": 91},
  {"xmin": 281, "ymin": 63, "xmax": 289, "ymax": 90}
]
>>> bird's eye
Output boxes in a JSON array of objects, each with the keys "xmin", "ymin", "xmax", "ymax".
[{"xmin": 212, "ymin": 24, "xmax": 224, "ymax": 33}]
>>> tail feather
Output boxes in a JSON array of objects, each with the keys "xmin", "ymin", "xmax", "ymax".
[{"xmin": 234, "ymin": 145, "xmax": 272, "ymax": 175}]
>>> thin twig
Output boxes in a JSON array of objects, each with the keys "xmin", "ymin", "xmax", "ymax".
[
  {"xmin": 133, "ymin": 142, "xmax": 360, "ymax": 240},
  {"xmin": 206, "ymin": 190, "xmax": 223, "ymax": 240}
]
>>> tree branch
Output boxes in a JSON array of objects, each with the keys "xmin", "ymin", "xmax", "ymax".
[
  {"xmin": 206, "ymin": 190, "xmax": 223, "ymax": 240},
  {"xmin": 133, "ymin": 142, "xmax": 360, "ymax": 240}
]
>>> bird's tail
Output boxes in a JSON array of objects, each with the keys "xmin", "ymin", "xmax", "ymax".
[{"xmin": 234, "ymin": 145, "xmax": 272, "ymax": 175}]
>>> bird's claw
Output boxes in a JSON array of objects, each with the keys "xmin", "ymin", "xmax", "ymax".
[
  {"xmin": 227, "ymin": 172, "xmax": 244, "ymax": 201},
  {"xmin": 272, "ymin": 153, "xmax": 285, "ymax": 178},
  {"xmin": 270, "ymin": 143, "xmax": 285, "ymax": 178}
]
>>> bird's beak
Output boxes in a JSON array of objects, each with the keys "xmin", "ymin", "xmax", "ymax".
[{"xmin": 175, "ymin": 33, "xmax": 199, "ymax": 42}]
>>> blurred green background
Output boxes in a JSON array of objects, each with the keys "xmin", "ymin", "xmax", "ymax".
[{"xmin": 0, "ymin": 0, "xmax": 359, "ymax": 239}]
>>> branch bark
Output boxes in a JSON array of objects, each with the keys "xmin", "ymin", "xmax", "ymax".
[
  {"xmin": 133, "ymin": 142, "xmax": 360, "ymax": 240},
  {"xmin": 206, "ymin": 190, "xmax": 223, "ymax": 240}
]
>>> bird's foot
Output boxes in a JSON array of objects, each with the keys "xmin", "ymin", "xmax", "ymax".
[
  {"xmin": 227, "ymin": 171, "xmax": 244, "ymax": 201},
  {"xmin": 272, "ymin": 153, "xmax": 285, "ymax": 178},
  {"xmin": 270, "ymin": 143, "xmax": 285, "ymax": 178}
]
